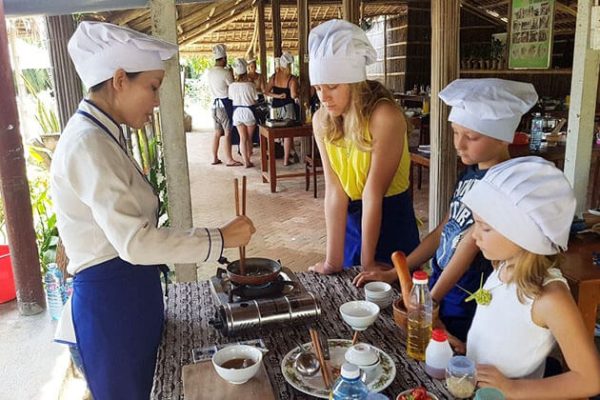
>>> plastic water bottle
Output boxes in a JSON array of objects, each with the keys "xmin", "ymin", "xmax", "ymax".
[
  {"xmin": 529, "ymin": 112, "xmax": 544, "ymax": 152},
  {"xmin": 330, "ymin": 363, "xmax": 370, "ymax": 400},
  {"xmin": 406, "ymin": 271, "xmax": 433, "ymax": 361},
  {"xmin": 425, "ymin": 328, "xmax": 453, "ymax": 379},
  {"xmin": 44, "ymin": 263, "xmax": 65, "ymax": 320}
]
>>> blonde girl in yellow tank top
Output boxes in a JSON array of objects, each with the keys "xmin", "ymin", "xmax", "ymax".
[{"xmin": 307, "ymin": 20, "xmax": 419, "ymax": 276}]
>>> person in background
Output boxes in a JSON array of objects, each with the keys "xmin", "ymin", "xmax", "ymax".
[
  {"xmin": 265, "ymin": 51, "xmax": 300, "ymax": 166},
  {"xmin": 52, "ymin": 22, "xmax": 256, "ymax": 399},
  {"xmin": 246, "ymin": 57, "xmax": 264, "ymax": 101},
  {"xmin": 462, "ymin": 157, "xmax": 600, "ymax": 399},
  {"xmin": 204, "ymin": 43, "xmax": 242, "ymax": 166},
  {"xmin": 306, "ymin": 19, "xmax": 420, "ymax": 276},
  {"xmin": 353, "ymin": 78, "xmax": 538, "ymax": 346},
  {"xmin": 229, "ymin": 58, "xmax": 258, "ymax": 168}
]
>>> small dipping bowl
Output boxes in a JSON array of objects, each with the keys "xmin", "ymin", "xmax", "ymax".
[
  {"xmin": 345, "ymin": 343, "xmax": 381, "ymax": 379},
  {"xmin": 212, "ymin": 344, "xmax": 263, "ymax": 384},
  {"xmin": 392, "ymin": 297, "xmax": 439, "ymax": 334},
  {"xmin": 340, "ymin": 300, "xmax": 380, "ymax": 331},
  {"xmin": 365, "ymin": 281, "xmax": 394, "ymax": 309}
]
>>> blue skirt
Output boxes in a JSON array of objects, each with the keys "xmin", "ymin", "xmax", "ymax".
[
  {"xmin": 343, "ymin": 190, "xmax": 420, "ymax": 268},
  {"xmin": 72, "ymin": 258, "xmax": 165, "ymax": 400}
]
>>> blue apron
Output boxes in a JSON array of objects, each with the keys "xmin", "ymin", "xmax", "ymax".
[
  {"xmin": 73, "ymin": 102, "xmax": 168, "ymax": 399},
  {"xmin": 72, "ymin": 258, "xmax": 165, "ymax": 400},
  {"xmin": 343, "ymin": 190, "xmax": 420, "ymax": 268}
]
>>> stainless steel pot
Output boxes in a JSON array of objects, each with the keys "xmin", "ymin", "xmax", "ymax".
[{"xmin": 268, "ymin": 103, "xmax": 297, "ymax": 121}]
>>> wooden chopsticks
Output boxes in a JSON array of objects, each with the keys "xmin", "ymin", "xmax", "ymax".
[
  {"xmin": 309, "ymin": 327, "xmax": 332, "ymax": 389},
  {"xmin": 234, "ymin": 176, "xmax": 247, "ymax": 275},
  {"xmin": 351, "ymin": 330, "xmax": 359, "ymax": 346}
]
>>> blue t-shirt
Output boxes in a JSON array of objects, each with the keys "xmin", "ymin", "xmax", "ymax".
[{"xmin": 429, "ymin": 165, "xmax": 493, "ymax": 320}]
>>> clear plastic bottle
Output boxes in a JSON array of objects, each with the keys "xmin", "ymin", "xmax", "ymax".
[
  {"xmin": 425, "ymin": 328, "xmax": 453, "ymax": 379},
  {"xmin": 330, "ymin": 362, "xmax": 370, "ymax": 400},
  {"xmin": 406, "ymin": 271, "xmax": 433, "ymax": 361},
  {"xmin": 529, "ymin": 112, "xmax": 544, "ymax": 152},
  {"xmin": 44, "ymin": 263, "xmax": 65, "ymax": 320}
]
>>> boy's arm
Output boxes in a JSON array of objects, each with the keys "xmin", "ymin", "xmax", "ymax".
[
  {"xmin": 430, "ymin": 226, "xmax": 480, "ymax": 303},
  {"xmin": 352, "ymin": 213, "xmax": 449, "ymax": 287}
]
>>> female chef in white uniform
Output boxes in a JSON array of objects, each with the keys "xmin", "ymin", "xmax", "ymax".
[{"xmin": 50, "ymin": 22, "xmax": 256, "ymax": 399}]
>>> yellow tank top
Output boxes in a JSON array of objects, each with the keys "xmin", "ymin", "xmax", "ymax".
[{"xmin": 324, "ymin": 129, "xmax": 411, "ymax": 201}]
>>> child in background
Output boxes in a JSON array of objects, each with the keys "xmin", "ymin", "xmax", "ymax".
[
  {"xmin": 462, "ymin": 156, "xmax": 600, "ymax": 399},
  {"xmin": 229, "ymin": 58, "xmax": 258, "ymax": 168},
  {"xmin": 354, "ymin": 78, "xmax": 538, "ymax": 344}
]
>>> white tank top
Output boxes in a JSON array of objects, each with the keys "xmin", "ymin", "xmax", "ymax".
[{"xmin": 466, "ymin": 264, "xmax": 568, "ymax": 379}]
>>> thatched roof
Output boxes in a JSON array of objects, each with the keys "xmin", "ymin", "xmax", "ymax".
[{"xmin": 86, "ymin": 0, "xmax": 577, "ymax": 57}]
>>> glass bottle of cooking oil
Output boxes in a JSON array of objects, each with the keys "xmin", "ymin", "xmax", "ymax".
[{"xmin": 406, "ymin": 270, "xmax": 433, "ymax": 361}]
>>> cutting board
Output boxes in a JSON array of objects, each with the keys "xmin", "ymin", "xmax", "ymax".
[{"xmin": 182, "ymin": 361, "xmax": 276, "ymax": 400}]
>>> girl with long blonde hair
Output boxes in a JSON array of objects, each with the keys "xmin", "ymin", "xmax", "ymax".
[{"xmin": 307, "ymin": 19, "xmax": 419, "ymax": 275}]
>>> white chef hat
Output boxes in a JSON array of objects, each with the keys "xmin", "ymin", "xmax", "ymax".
[
  {"xmin": 68, "ymin": 21, "xmax": 177, "ymax": 89},
  {"xmin": 462, "ymin": 156, "xmax": 576, "ymax": 255},
  {"xmin": 439, "ymin": 78, "xmax": 538, "ymax": 142},
  {"xmin": 213, "ymin": 44, "xmax": 227, "ymax": 60},
  {"xmin": 309, "ymin": 19, "xmax": 377, "ymax": 85},
  {"xmin": 279, "ymin": 52, "xmax": 294, "ymax": 68},
  {"xmin": 232, "ymin": 58, "xmax": 247, "ymax": 75}
]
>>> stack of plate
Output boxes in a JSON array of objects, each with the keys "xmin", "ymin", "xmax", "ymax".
[{"xmin": 364, "ymin": 282, "xmax": 393, "ymax": 309}]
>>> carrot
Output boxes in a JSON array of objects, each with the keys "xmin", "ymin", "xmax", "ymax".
[{"xmin": 392, "ymin": 251, "xmax": 412, "ymax": 308}]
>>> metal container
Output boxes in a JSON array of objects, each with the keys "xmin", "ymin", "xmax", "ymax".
[
  {"xmin": 268, "ymin": 103, "xmax": 297, "ymax": 121},
  {"xmin": 210, "ymin": 292, "xmax": 321, "ymax": 336}
]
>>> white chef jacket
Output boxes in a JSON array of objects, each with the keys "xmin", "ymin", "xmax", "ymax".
[
  {"xmin": 51, "ymin": 99, "xmax": 224, "ymax": 277},
  {"xmin": 204, "ymin": 66, "xmax": 233, "ymax": 100}
]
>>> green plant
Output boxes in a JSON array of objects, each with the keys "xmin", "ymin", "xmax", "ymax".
[
  {"xmin": 491, "ymin": 38, "xmax": 506, "ymax": 61},
  {"xmin": 22, "ymin": 73, "xmax": 60, "ymax": 134}
]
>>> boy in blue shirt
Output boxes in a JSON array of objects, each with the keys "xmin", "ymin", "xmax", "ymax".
[{"xmin": 353, "ymin": 78, "xmax": 539, "ymax": 345}]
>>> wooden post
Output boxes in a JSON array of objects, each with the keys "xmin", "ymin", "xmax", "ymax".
[
  {"xmin": 342, "ymin": 0, "xmax": 360, "ymax": 25},
  {"xmin": 272, "ymin": 0, "xmax": 282, "ymax": 58},
  {"xmin": 46, "ymin": 15, "xmax": 83, "ymax": 131},
  {"xmin": 297, "ymin": 0, "xmax": 309, "ymax": 123},
  {"xmin": 429, "ymin": 0, "xmax": 460, "ymax": 228},
  {"xmin": 564, "ymin": 0, "xmax": 599, "ymax": 214},
  {"xmin": 383, "ymin": 15, "xmax": 388, "ymax": 87},
  {"xmin": 257, "ymin": 0, "xmax": 267, "ymax": 88},
  {"xmin": 0, "ymin": 0, "xmax": 45, "ymax": 315},
  {"xmin": 150, "ymin": 0, "xmax": 196, "ymax": 282}
]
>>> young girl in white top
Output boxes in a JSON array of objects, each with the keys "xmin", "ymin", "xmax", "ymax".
[
  {"xmin": 229, "ymin": 58, "xmax": 258, "ymax": 168},
  {"xmin": 462, "ymin": 156, "xmax": 600, "ymax": 399}
]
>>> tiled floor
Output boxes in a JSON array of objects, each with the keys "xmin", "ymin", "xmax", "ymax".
[{"xmin": 186, "ymin": 128, "xmax": 430, "ymax": 281}]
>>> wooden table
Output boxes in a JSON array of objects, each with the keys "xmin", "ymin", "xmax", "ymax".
[
  {"xmin": 152, "ymin": 269, "xmax": 453, "ymax": 400},
  {"xmin": 561, "ymin": 235, "xmax": 600, "ymax": 337},
  {"xmin": 259, "ymin": 124, "xmax": 313, "ymax": 193}
]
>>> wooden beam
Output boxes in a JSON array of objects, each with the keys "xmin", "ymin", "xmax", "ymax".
[
  {"xmin": 555, "ymin": 2, "xmax": 577, "ymax": 18},
  {"xmin": 298, "ymin": 0, "xmax": 309, "ymax": 122},
  {"xmin": 460, "ymin": 1, "xmax": 506, "ymax": 27},
  {"xmin": 272, "ymin": 0, "xmax": 282, "ymax": 57},
  {"xmin": 150, "ymin": 0, "xmax": 196, "ymax": 281},
  {"xmin": 342, "ymin": 0, "xmax": 360, "ymax": 24},
  {"xmin": 257, "ymin": 0, "xmax": 268, "ymax": 79},
  {"xmin": 430, "ymin": 0, "xmax": 460, "ymax": 228},
  {"xmin": 564, "ymin": 0, "xmax": 599, "ymax": 216},
  {"xmin": 110, "ymin": 8, "xmax": 148, "ymax": 25}
]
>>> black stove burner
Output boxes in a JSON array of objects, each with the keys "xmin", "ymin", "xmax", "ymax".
[{"xmin": 215, "ymin": 268, "xmax": 296, "ymax": 302}]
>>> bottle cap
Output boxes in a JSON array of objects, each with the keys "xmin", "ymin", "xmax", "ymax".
[
  {"xmin": 412, "ymin": 270, "xmax": 428, "ymax": 283},
  {"xmin": 340, "ymin": 362, "xmax": 360, "ymax": 379},
  {"xmin": 431, "ymin": 328, "xmax": 447, "ymax": 342},
  {"xmin": 447, "ymin": 355, "xmax": 476, "ymax": 376},
  {"xmin": 474, "ymin": 387, "xmax": 505, "ymax": 400}
]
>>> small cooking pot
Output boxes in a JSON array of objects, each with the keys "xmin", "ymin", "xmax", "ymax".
[{"xmin": 219, "ymin": 256, "xmax": 282, "ymax": 286}]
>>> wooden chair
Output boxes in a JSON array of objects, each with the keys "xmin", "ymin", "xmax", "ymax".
[{"xmin": 304, "ymin": 137, "xmax": 323, "ymax": 198}]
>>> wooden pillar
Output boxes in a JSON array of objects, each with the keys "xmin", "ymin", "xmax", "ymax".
[
  {"xmin": 297, "ymin": 0, "xmax": 309, "ymax": 122},
  {"xmin": 257, "ymin": 0, "xmax": 267, "ymax": 87},
  {"xmin": 0, "ymin": 0, "xmax": 45, "ymax": 315},
  {"xmin": 272, "ymin": 0, "xmax": 282, "ymax": 58},
  {"xmin": 46, "ymin": 15, "xmax": 83, "ymax": 131},
  {"xmin": 564, "ymin": 0, "xmax": 599, "ymax": 214},
  {"xmin": 429, "ymin": 0, "xmax": 459, "ymax": 228},
  {"xmin": 342, "ymin": 0, "xmax": 360, "ymax": 25},
  {"xmin": 383, "ymin": 15, "xmax": 388, "ymax": 87},
  {"xmin": 150, "ymin": 0, "xmax": 196, "ymax": 282}
]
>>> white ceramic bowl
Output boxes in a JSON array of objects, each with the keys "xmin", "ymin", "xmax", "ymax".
[
  {"xmin": 212, "ymin": 344, "xmax": 263, "ymax": 384},
  {"xmin": 340, "ymin": 300, "xmax": 380, "ymax": 331},
  {"xmin": 366, "ymin": 297, "xmax": 393, "ymax": 309},
  {"xmin": 364, "ymin": 282, "xmax": 393, "ymax": 299},
  {"xmin": 345, "ymin": 343, "xmax": 380, "ymax": 366}
]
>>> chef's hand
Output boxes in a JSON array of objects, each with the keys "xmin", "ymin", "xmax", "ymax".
[
  {"xmin": 476, "ymin": 365, "xmax": 514, "ymax": 396},
  {"xmin": 352, "ymin": 266, "xmax": 397, "ymax": 287},
  {"xmin": 308, "ymin": 261, "xmax": 341, "ymax": 274},
  {"xmin": 220, "ymin": 216, "xmax": 256, "ymax": 248}
]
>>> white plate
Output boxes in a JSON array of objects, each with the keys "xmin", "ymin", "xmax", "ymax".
[{"xmin": 281, "ymin": 339, "xmax": 396, "ymax": 399}]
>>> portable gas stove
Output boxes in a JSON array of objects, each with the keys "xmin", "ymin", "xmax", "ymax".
[{"xmin": 208, "ymin": 266, "xmax": 321, "ymax": 336}]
